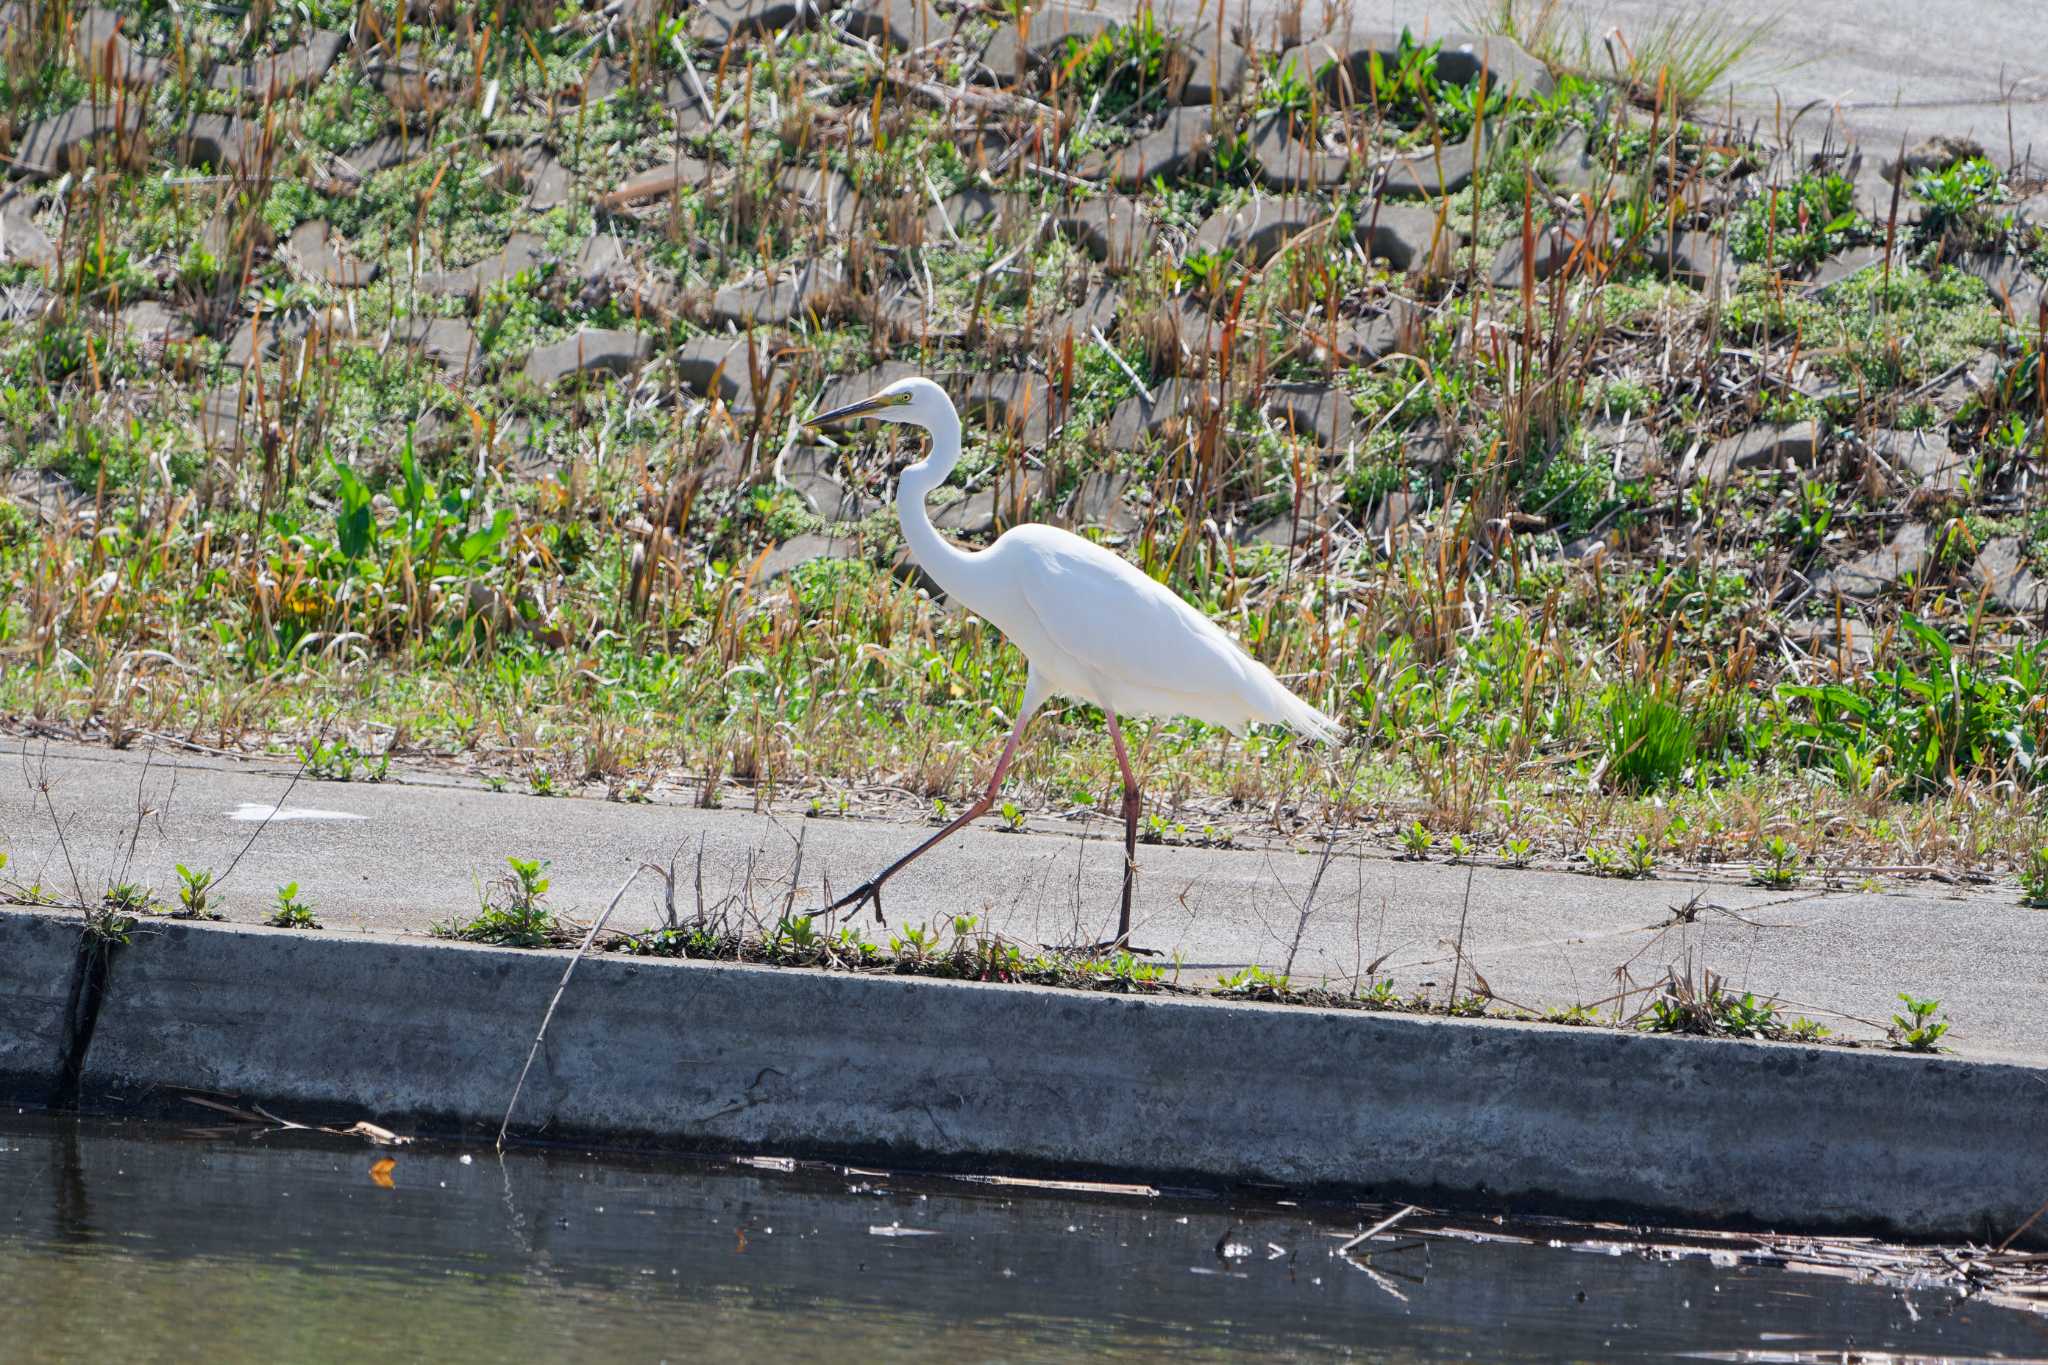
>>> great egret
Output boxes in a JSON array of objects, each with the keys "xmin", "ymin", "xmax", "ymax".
[{"xmin": 806, "ymin": 377, "xmax": 1340, "ymax": 946}]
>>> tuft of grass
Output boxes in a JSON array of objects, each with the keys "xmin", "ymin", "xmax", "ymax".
[
  {"xmin": 1601, "ymin": 688, "xmax": 1697, "ymax": 794},
  {"xmin": 1640, "ymin": 969, "xmax": 1781, "ymax": 1039},
  {"xmin": 1465, "ymin": 0, "xmax": 1779, "ymax": 112}
]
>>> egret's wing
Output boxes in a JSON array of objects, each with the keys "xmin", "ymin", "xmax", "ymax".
[
  {"xmin": 1010, "ymin": 532, "xmax": 1262, "ymax": 708},
  {"xmin": 1005, "ymin": 529, "xmax": 1340, "ymax": 742}
]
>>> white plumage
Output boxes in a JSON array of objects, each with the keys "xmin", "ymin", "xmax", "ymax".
[{"xmin": 807, "ymin": 376, "xmax": 1339, "ymax": 943}]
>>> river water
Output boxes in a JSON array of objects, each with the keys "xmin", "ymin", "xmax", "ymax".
[{"xmin": 2, "ymin": 1111, "xmax": 2043, "ymax": 1361}]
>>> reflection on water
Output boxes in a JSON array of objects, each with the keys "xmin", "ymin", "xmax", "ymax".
[{"xmin": 1, "ymin": 1111, "xmax": 2043, "ymax": 1363}]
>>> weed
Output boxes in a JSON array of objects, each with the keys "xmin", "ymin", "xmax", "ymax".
[
  {"xmin": 1601, "ymin": 688, "xmax": 1698, "ymax": 793},
  {"xmin": 1642, "ymin": 972, "xmax": 1780, "ymax": 1039},
  {"xmin": 998, "ymin": 800, "xmax": 1025, "ymax": 832},
  {"xmin": 1750, "ymin": 835, "xmax": 1800, "ymax": 889},
  {"xmin": 301, "ymin": 741, "xmax": 388, "ymax": 783},
  {"xmin": 267, "ymin": 882, "xmax": 320, "ymax": 929},
  {"xmin": 1913, "ymin": 158, "xmax": 2007, "ymax": 237},
  {"xmin": 1400, "ymin": 821, "xmax": 1435, "ymax": 860},
  {"xmin": 1358, "ymin": 978, "xmax": 1399, "ymax": 1007},
  {"xmin": 1584, "ymin": 843, "xmax": 1622, "ymax": 877},
  {"xmin": 1889, "ymin": 995, "xmax": 1949, "ymax": 1051},
  {"xmin": 1785, "ymin": 1016, "xmax": 1832, "ymax": 1042},
  {"xmin": 1216, "ymin": 964, "xmax": 1292, "ymax": 997},
  {"xmin": 1730, "ymin": 174, "xmax": 1861, "ymax": 273},
  {"xmin": 768, "ymin": 913, "xmax": 821, "ymax": 958},
  {"xmin": 1624, "ymin": 833, "xmax": 1657, "ymax": 878},
  {"xmin": 173, "ymin": 864, "xmax": 221, "ymax": 920},
  {"xmin": 103, "ymin": 882, "xmax": 154, "ymax": 916},
  {"xmin": 890, "ymin": 922, "xmax": 940, "ymax": 960},
  {"xmin": 1140, "ymin": 812, "xmax": 1184, "ymax": 844},
  {"xmin": 2019, "ymin": 847, "xmax": 2048, "ymax": 909},
  {"xmin": 436, "ymin": 857, "xmax": 559, "ymax": 948},
  {"xmin": 528, "ymin": 767, "xmax": 558, "ymax": 797},
  {"xmin": 82, "ymin": 900, "xmax": 136, "ymax": 947},
  {"xmin": 1502, "ymin": 835, "xmax": 1534, "ymax": 868}
]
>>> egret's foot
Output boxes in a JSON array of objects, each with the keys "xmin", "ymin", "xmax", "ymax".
[{"xmin": 827, "ymin": 879, "xmax": 887, "ymax": 925}]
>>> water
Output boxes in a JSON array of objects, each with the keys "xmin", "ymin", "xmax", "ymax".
[{"xmin": 1, "ymin": 1111, "xmax": 2043, "ymax": 1363}]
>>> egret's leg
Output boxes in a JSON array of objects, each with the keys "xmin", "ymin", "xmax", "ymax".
[
  {"xmin": 1105, "ymin": 708, "xmax": 1141, "ymax": 945},
  {"xmin": 827, "ymin": 705, "xmax": 1035, "ymax": 923}
]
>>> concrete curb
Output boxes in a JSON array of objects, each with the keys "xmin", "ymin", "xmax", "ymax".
[{"xmin": 3, "ymin": 906, "xmax": 2043, "ymax": 1244}]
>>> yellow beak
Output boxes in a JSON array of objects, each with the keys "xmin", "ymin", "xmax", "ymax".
[{"xmin": 805, "ymin": 390, "xmax": 908, "ymax": 427}]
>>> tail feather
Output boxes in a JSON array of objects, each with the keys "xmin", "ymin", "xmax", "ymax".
[
  {"xmin": 1246, "ymin": 660, "xmax": 1341, "ymax": 745},
  {"xmin": 1274, "ymin": 688, "xmax": 1343, "ymax": 745}
]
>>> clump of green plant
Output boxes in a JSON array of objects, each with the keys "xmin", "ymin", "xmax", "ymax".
[
  {"xmin": 172, "ymin": 864, "xmax": 221, "ymax": 920},
  {"xmin": 83, "ymin": 900, "xmax": 137, "ymax": 946},
  {"xmin": 1746, "ymin": 835, "xmax": 1799, "ymax": 888},
  {"xmin": 1776, "ymin": 621, "xmax": 2048, "ymax": 797},
  {"xmin": 2020, "ymin": 847, "xmax": 2048, "ymax": 909},
  {"xmin": 1140, "ymin": 812, "xmax": 1185, "ymax": 844},
  {"xmin": 1889, "ymin": 994, "xmax": 1949, "ymax": 1051},
  {"xmin": 1501, "ymin": 835, "xmax": 1534, "ymax": 868},
  {"xmin": 1730, "ymin": 173, "xmax": 1861, "ymax": 272},
  {"xmin": 624, "ymin": 923, "xmax": 729, "ymax": 958},
  {"xmin": 1062, "ymin": 9, "xmax": 1172, "ymax": 117},
  {"xmin": 1400, "ymin": 821, "xmax": 1434, "ymax": 860},
  {"xmin": 1913, "ymin": 157, "xmax": 2007, "ymax": 239},
  {"xmin": 1358, "ymin": 977, "xmax": 1399, "ymax": 1007},
  {"xmin": 1081, "ymin": 950, "xmax": 1165, "ymax": 988},
  {"xmin": 1601, "ymin": 687, "xmax": 1698, "ymax": 793},
  {"xmin": 998, "ymin": 800, "xmax": 1025, "ymax": 832},
  {"xmin": 267, "ymin": 882, "xmax": 319, "ymax": 929},
  {"xmin": 436, "ymin": 857, "xmax": 559, "ymax": 948},
  {"xmin": 103, "ymin": 881, "xmax": 154, "ymax": 916},
  {"xmin": 889, "ymin": 921, "xmax": 942, "ymax": 962},
  {"xmin": 1641, "ymin": 971, "xmax": 1781, "ymax": 1039},
  {"xmin": 766, "ymin": 913, "xmax": 824, "ymax": 962},
  {"xmin": 301, "ymin": 740, "xmax": 389, "ymax": 783},
  {"xmin": 1215, "ymin": 964, "xmax": 1291, "ymax": 997}
]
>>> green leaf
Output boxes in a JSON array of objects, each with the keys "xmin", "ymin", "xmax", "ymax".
[
  {"xmin": 459, "ymin": 507, "xmax": 513, "ymax": 565},
  {"xmin": 334, "ymin": 460, "xmax": 374, "ymax": 560}
]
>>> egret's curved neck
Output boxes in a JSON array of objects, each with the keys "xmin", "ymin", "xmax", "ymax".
[{"xmin": 897, "ymin": 416, "xmax": 981, "ymax": 607}]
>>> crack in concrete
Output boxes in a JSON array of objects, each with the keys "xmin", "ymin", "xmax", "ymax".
[{"xmin": 52, "ymin": 930, "xmax": 117, "ymax": 1110}]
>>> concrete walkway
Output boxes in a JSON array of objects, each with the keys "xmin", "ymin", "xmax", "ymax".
[{"xmin": 2, "ymin": 736, "xmax": 2043, "ymax": 1061}]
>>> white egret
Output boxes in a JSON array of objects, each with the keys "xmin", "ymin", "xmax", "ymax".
[{"xmin": 806, "ymin": 377, "xmax": 1340, "ymax": 946}]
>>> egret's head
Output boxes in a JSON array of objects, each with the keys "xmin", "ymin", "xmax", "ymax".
[{"xmin": 805, "ymin": 376, "xmax": 954, "ymax": 434}]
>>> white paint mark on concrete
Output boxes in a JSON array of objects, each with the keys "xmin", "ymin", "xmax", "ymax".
[{"xmin": 226, "ymin": 802, "xmax": 367, "ymax": 823}]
